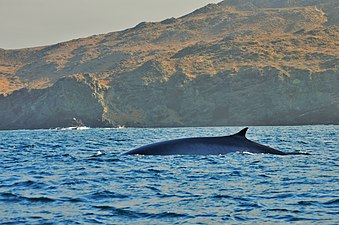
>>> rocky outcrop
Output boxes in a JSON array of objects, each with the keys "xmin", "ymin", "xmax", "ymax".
[
  {"xmin": 0, "ymin": 74, "xmax": 107, "ymax": 129},
  {"xmin": 102, "ymin": 65, "xmax": 338, "ymax": 127}
]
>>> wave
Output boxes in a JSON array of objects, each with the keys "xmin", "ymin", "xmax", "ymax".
[
  {"xmin": 55, "ymin": 126, "xmax": 90, "ymax": 130},
  {"xmin": 93, "ymin": 205, "xmax": 187, "ymax": 219},
  {"xmin": 86, "ymin": 190, "xmax": 129, "ymax": 200},
  {"xmin": 1, "ymin": 192, "xmax": 55, "ymax": 203}
]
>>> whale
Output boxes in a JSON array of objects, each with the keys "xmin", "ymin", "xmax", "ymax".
[
  {"xmin": 124, "ymin": 128, "xmax": 305, "ymax": 155},
  {"xmin": 124, "ymin": 127, "xmax": 306, "ymax": 156}
]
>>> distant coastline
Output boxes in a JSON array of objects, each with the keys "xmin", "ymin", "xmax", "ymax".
[{"xmin": 0, "ymin": 0, "xmax": 338, "ymax": 130}]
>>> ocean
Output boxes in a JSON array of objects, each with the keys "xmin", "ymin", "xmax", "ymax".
[{"xmin": 0, "ymin": 126, "xmax": 338, "ymax": 224}]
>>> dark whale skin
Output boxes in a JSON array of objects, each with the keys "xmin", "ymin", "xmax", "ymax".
[{"xmin": 124, "ymin": 128, "xmax": 287, "ymax": 155}]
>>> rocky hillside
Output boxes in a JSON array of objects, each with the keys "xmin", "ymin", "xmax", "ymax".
[{"xmin": 0, "ymin": 0, "xmax": 338, "ymax": 129}]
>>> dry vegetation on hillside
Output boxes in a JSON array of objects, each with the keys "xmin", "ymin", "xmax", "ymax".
[{"xmin": 0, "ymin": 0, "xmax": 337, "ymax": 95}]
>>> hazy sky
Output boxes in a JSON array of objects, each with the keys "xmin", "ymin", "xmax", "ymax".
[{"xmin": 0, "ymin": 0, "xmax": 222, "ymax": 49}]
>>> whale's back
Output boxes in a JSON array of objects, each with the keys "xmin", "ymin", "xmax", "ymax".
[{"xmin": 123, "ymin": 128, "xmax": 287, "ymax": 155}]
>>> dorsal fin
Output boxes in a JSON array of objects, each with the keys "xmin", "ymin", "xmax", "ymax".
[{"xmin": 232, "ymin": 127, "xmax": 248, "ymax": 137}]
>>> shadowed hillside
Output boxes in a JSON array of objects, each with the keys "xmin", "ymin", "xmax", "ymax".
[{"xmin": 0, "ymin": 0, "xmax": 338, "ymax": 129}]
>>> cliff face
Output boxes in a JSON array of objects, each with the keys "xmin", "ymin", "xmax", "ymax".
[
  {"xmin": 0, "ymin": 74, "xmax": 107, "ymax": 129},
  {"xmin": 0, "ymin": 0, "xmax": 338, "ymax": 129},
  {"xmin": 104, "ymin": 64, "xmax": 338, "ymax": 127}
]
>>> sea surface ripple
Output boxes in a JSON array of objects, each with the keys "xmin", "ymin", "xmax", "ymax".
[{"xmin": 0, "ymin": 126, "xmax": 338, "ymax": 224}]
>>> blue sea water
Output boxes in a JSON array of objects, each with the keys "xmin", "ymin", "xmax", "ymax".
[{"xmin": 0, "ymin": 126, "xmax": 338, "ymax": 224}]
